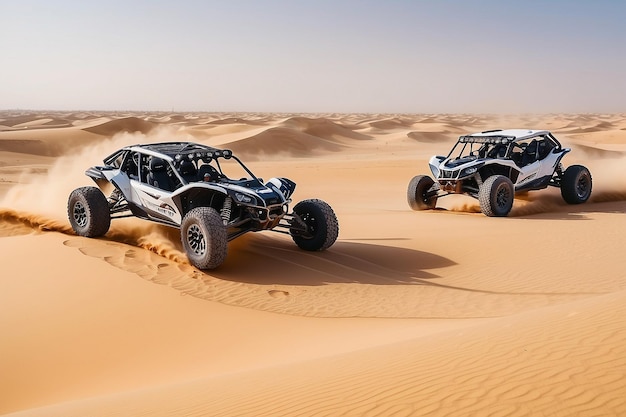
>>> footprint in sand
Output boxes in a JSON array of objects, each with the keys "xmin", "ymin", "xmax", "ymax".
[{"xmin": 268, "ymin": 289, "xmax": 290, "ymax": 299}]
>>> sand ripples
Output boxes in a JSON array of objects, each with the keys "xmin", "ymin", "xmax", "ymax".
[{"xmin": 2, "ymin": 111, "xmax": 626, "ymax": 416}]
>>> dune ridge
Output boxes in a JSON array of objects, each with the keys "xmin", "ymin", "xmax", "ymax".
[
  {"xmin": 1, "ymin": 111, "xmax": 626, "ymax": 416},
  {"xmin": 81, "ymin": 117, "xmax": 157, "ymax": 136}
]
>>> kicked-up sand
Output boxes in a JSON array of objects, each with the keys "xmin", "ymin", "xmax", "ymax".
[{"xmin": 1, "ymin": 111, "xmax": 625, "ymax": 416}]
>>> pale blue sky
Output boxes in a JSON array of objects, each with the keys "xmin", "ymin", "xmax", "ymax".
[{"xmin": 1, "ymin": 0, "xmax": 624, "ymax": 113}]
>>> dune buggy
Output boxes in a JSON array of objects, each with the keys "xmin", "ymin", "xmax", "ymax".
[
  {"xmin": 68, "ymin": 142, "xmax": 339, "ymax": 269},
  {"xmin": 407, "ymin": 129, "xmax": 592, "ymax": 216}
]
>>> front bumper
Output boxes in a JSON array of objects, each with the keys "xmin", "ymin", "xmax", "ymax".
[
  {"xmin": 251, "ymin": 204, "xmax": 287, "ymax": 228},
  {"xmin": 438, "ymin": 179, "xmax": 463, "ymax": 193},
  {"xmin": 436, "ymin": 164, "xmax": 482, "ymax": 194}
]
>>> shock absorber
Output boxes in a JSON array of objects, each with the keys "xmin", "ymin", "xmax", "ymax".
[
  {"xmin": 220, "ymin": 196, "xmax": 232, "ymax": 225},
  {"xmin": 108, "ymin": 188, "xmax": 122, "ymax": 209}
]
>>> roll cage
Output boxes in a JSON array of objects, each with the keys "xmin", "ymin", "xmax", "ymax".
[
  {"xmin": 445, "ymin": 131, "xmax": 563, "ymax": 168},
  {"xmin": 104, "ymin": 142, "xmax": 262, "ymax": 191}
]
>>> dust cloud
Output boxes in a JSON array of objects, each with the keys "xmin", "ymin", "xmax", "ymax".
[
  {"xmin": 0, "ymin": 127, "xmax": 191, "ymax": 262},
  {"xmin": 449, "ymin": 154, "xmax": 626, "ymax": 216}
]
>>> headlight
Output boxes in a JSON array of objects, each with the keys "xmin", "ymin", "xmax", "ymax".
[
  {"xmin": 460, "ymin": 164, "xmax": 482, "ymax": 177},
  {"xmin": 234, "ymin": 193, "xmax": 254, "ymax": 203}
]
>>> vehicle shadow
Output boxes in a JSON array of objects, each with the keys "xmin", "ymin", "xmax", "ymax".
[{"xmin": 208, "ymin": 234, "xmax": 456, "ymax": 286}]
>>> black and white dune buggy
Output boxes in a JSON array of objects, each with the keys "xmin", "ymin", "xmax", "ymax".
[
  {"xmin": 407, "ymin": 129, "xmax": 592, "ymax": 217},
  {"xmin": 68, "ymin": 142, "xmax": 339, "ymax": 269}
]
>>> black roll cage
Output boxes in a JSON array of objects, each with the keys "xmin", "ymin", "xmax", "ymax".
[{"xmin": 103, "ymin": 142, "xmax": 261, "ymax": 186}]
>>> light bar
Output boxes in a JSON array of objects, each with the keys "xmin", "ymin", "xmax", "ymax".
[
  {"xmin": 173, "ymin": 149, "xmax": 234, "ymax": 161},
  {"xmin": 458, "ymin": 135, "xmax": 514, "ymax": 144}
]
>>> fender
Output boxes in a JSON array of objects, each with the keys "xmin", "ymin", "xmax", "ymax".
[
  {"xmin": 171, "ymin": 184, "xmax": 228, "ymax": 215},
  {"xmin": 86, "ymin": 166, "xmax": 114, "ymax": 190}
]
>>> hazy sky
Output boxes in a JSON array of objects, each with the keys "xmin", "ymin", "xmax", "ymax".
[{"xmin": 1, "ymin": 0, "xmax": 625, "ymax": 113}]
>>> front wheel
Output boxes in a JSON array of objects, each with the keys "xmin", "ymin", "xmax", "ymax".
[
  {"xmin": 561, "ymin": 165, "xmax": 592, "ymax": 204},
  {"xmin": 67, "ymin": 186, "xmax": 111, "ymax": 237},
  {"xmin": 290, "ymin": 199, "xmax": 339, "ymax": 251},
  {"xmin": 478, "ymin": 175, "xmax": 514, "ymax": 217},
  {"xmin": 407, "ymin": 175, "xmax": 438, "ymax": 210},
  {"xmin": 181, "ymin": 207, "xmax": 228, "ymax": 270}
]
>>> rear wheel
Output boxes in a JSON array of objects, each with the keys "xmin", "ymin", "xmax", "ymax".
[
  {"xmin": 478, "ymin": 175, "xmax": 514, "ymax": 217},
  {"xmin": 290, "ymin": 199, "xmax": 339, "ymax": 251},
  {"xmin": 407, "ymin": 175, "xmax": 438, "ymax": 210},
  {"xmin": 67, "ymin": 186, "xmax": 111, "ymax": 237},
  {"xmin": 561, "ymin": 165, "xmax": 592, "ymax": 204},
  {"xmin": 181, "ymin": 207, "xmax": 227, "ymax": 269}
]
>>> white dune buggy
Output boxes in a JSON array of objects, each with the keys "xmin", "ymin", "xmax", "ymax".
[
  {"xmin": 407, "ymin": 129, "xmax": 592, "ymax": 216},
  {"xmin": 68, "ymin": 142, "xmax": 339, "ymax": 269}
]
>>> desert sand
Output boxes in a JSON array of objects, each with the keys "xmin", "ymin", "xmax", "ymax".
[{"xmin": 1, "ymin": 111, "xmax": 625, "ymax": 416}]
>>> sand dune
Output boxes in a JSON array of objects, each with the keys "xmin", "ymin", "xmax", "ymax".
[
  {"xmin": 407, "ymin": 131, "xmax": 456, "ymax": 143},
  {"xmin": 80, "ymin": 116, "xmax": 157, "ymax": 136},
  {"xmin": 1, "ymin": 111, "xmax": 626, "ymax": 416},
  {"xmin": 225, "ymin": 127, "xmax": 347, "ymax": 157},
  {"xmin": 10, "ymin": 289, "xmax": 625, "ymax": 417},
  {"xmin": 281, "ymin": 116, "xmax": 372, "ymax": 142}
]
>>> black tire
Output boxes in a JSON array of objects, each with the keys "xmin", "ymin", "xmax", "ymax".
[
  {"xmin": 290, "ymin": 199, "xmax": 339, "ymax": 251},
  {"xmin": 67, "ymin": 186, "xmax": 111, "ymax": 237},
  {"xmin": 561, "ymin": 165, "xmax": 592, "ymax": 204},
  {"xmin": 407, "ymin": 175, "xmax": 438, "ymax": 210},
  {"xmin": 478, "ymin": 175, "xmax": 514, "ymax": 217},
  {"xmin": 181, "ymin": 207, "xmax": 228, "ymax": 270}
]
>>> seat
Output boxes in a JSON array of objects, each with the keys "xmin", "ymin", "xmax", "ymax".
[
  {"xmin": 197, "ymin": 163, "xmax": 220, "ymax": 182},
  {"xmin": 487, "ymin": 144, "xmax": 506, "ymax": 159},
  {"xmin": 124, "ymin": 156, "xmax": 139, "ymax": 179},
  {"xmin": 537, "ymin": 140, "xmax": 551, "ymax": 160},
  {"xmin": 179, "ymin": 160, "xmax": 198, "ymax": 183},
  {"xmin": 147, "ymin": 157, "xmax": 174, "ymax": 191},
  {"xmin": 520, "ymin": 140, "xmax": 538, "ymax": 166}
]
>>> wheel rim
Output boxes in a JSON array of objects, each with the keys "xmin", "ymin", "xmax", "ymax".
[
  {"xmin": 496, "ymin": 184, "xmax": 511, "ymax": 208},
  {"xmin": 73, "ymin": 201, "xmax": 88, "ymax": 228},
  {"xmin": 419, "ymin": 180, "xmax": 434, "ymax": 205},
  {"xmin": 187, "ymin": 224, "xmax": 206, "ymax": 255},
  {"xmin": 576, "ymin": 173, "xmax": 590, "ymax": 198},
  {"xmin": 301, "ymin": 213, "xmax": 317, "ymax": 239}
]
